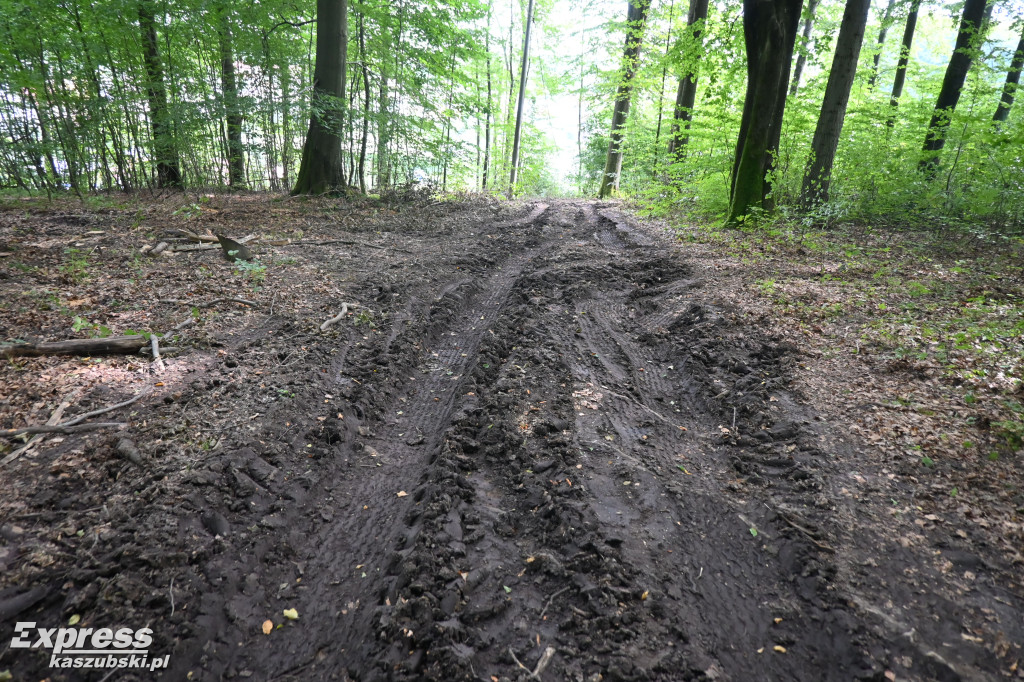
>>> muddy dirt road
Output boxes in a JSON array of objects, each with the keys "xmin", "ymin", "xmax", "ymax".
[{"xmin": 2, "ymin": 198, "xmax": 1021, "ymax": 681}]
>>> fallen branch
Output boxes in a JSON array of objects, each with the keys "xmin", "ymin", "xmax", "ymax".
[
  {"xmin": 3, "ymin": 422, "xmax": 126, "ymax": 437},
  {"xmin": 1, "ymin": 335, "xmax": 148, "ymax": 359},
  {"xmin": 58, "ymin": 389, "xmax": 151, "ymax": 428},
  {"xmin": 150, "ymin": 333, "xmax": 165, "ymax": 372},
  {"xmin": 775, "ymin": 510, "xmax": 836, "ymax": 553},
  {"xmin": 160, "ymin": 297, "xmax": 258, "ymax": 308},
  {"xmin": 282, "ymin": 238, "xmax": 412, "ymax": 253},
  {"xmin": 508, "ymin": 646, "xmax": 556, "ymax": 679},
  {"xmin": 0, "ymin": 387, "xmax": 83, "ymax": 466},
  {"xmin": 169, "ymin": 234, "xmax": 256, "ymax": 253},
  {"xmin": 320, "ymin": 302, "xmax": 359, "ymax": 331}
]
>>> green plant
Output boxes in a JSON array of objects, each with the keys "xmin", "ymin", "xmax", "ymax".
[
  {"xmin": 353, "ymin": 310, "xmax": 375, "ymax": 327},
  {"xmin": 234, "ymin": 259, "xmax": 267, "ymax": 286},
  {"xmin": 60, "ymin": 248, "xmax": 90, "ymax": 283},
  {"xmin": 72, "ymin": 316, "xmax": 112, "ymax": 338}
]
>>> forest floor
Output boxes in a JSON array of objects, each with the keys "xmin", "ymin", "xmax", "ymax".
[{"xmin": 0, "ymin": 192, "xmax": 1021, "ymax": 682}]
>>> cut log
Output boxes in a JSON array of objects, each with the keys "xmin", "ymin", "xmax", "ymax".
[{"xmin": 0, "ymin": 335, "xmax": 148, "ymax": 359}]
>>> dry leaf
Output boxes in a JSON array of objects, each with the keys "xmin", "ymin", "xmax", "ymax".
[
  {"xmin": 773, "ymin": 645, "xmax": 786, "ymax": 653},
  {"xmin": 396, "ymin": 491, "xmax": 408, "ymax": 498},
  {"xmin": 283, "ymin": 608, "xmax": 299, "ymax": 620},
  {"xmin": 262, "ymin": 620, "xmax": 273, "ymax": 635}
]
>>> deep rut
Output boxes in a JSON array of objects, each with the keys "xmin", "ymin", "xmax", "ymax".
[{"xmin": 171, "ymin": 200, "xmax": 892, "ymax": 681}]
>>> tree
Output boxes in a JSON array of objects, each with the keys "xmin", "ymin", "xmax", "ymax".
[
  {"xmin": 292, "ymin": 0, "xmax": 348, "ymax": 195},
  {"xmin": 801, "ymin": 0, "xmax": 872, "ymax": 206},
  {"xmin": 993, "ymin": 22, "xmax": 1024, "ymax": 124},
  {"xmin": 138, "ymin": 0, "xmax": 182, "ymax": 188},
  {"xmin": 509, "ymin": 0, "xmax": 535, "ymax": 194},
  {"xmin": 726, "ymin": 0, "xmax": 802, "ymax": 224},
  {"xmin": 920, "ymin": 0, "xmax": 988, "ymax": 174},
  {"xmin": 667, "ymin": 0, "xmax": 710, "ymax": 160},
  {"xmin": 888, "ymin": 0, "xmax": 921, "ymax": 121},
  {"xmin": 789, "ymin": 0, "xmax": 821, "ymax": 96},
  {"xmin": 219, "ymin": 6, "xmax": 245, "ymax": 188},
  {"xmin": 598, "ymin": 0, "xmax": 651, "ymax": 198},
  {"xmin": 866, "ymin": 0, "xmax": 897, "ymax": 89}
]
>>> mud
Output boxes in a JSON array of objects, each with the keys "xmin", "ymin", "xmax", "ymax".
[{"xmin": 2, "ymin": 198, "xmax": 1021, "ymax": 682}]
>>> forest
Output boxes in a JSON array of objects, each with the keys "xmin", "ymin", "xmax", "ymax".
[
  {"xmin": 0, "ymin": 0, "xmax": 1022, "ymax": 228},
  {"xmin": 2, "ymin": 1, "xmax": 1024, "ymax": 681}
]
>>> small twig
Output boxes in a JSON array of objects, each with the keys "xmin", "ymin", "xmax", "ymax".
[
  {"xmin": 169, "ymin": 578, "xmax": 175, "ymax": 617},
  {"xmin": 775, "ymin": 510, "xmax": 836, "ymax": 553},
  {"xmin": 732, "ymin": 407, "xmax": 737, "ymax": 430},
  {"xmin": 320, "ymin": 302, "xmax": 359, "ymax": 331},
  {"xmin": 3, "ymin": 422, "xmax": 127, "ymax": 437},
  {"xmin": 538, "ymin": 586, "xmax": 570, "ymax": 620},
  {"xmin": 508, "ymin": 648, "xmax": 531, "ymax": 674},
  {"xmin": 60, "ymin": 389, "xmax": 152, "ymax": 428}
]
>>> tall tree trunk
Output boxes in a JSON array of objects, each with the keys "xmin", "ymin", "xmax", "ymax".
[
  {"xmin": 993, "ymin": 24, "xmax": 1024, "ymax": 124},
  {"xmin": 219, "ymin": 7, "xmax": 245, "ymax": 188},
  {"xmin": 292, "ymin": 0, "xmax": 348, "ymax": 194},
  {"xmin": 726, "ymin": 0, "xmax": 802, "ymax": 224},
  {"xmin": 667, "ymin": 0, "xmax": 710, "ymax": 160},
  {"xmin": 920, "ymin": 0, "xmax": 988, "ymax": 175},
  {"xmin": 866, "ymin": 0, "xmax": 896, "ymax": 89},
  {"xmin": 653, "ymin": 0, "xmax": 676, "ymax": 159},
  {"xmin": 887, "ymin": 0, "xmax": 920, "ymax": 123},
  {"xmin": 138, "ymin": 0, "xmax": 182, "ymax": 188},
  {"xmin": 789, "ymin": 0, "xmax": 820, "ymax": 96},
  {"xmin": 509, "ymin": 0, "xmax": 535, "ymax": 194},
  {"xmin": 483, "ymin": 0, "xmax": 492, "ymax": 190},
  {"xmin": 598, "ymin": 0, "xmax": 652, "ymax": 198},
  {"xmin": 358, "ymin": 12, "xmax": 370, "ymax": 193},
  {"xmin": 801, "ymin": 0, "xmax": 872, "ymax": 206}
]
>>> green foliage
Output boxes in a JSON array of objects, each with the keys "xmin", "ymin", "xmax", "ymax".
[{"xmin": 58, "ymin": 248, "xmax": 92, "ymax": 284}]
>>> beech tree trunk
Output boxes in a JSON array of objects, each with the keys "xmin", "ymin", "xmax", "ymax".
[
  {"xmin": 483, "ymin": 0, "xmax": 492, "ymax": 190},
  {"xmin": 292, "ymin": 0, "xmax": 348, "ymax": 195},
  {"xmin": 509, "ymin": 0, "xmax": 534, "ymax": 194},
  {"xmin": 920, "ymin": 0, "xmax": 988, "ymax": 175},
  {"xmin": 667, "ymin": 0, "xmax": 710, "ymax": 161},
  {"xmin": 801, "ymin": 0, "xmax": 872, "ymax": 206},
  {"xmin": 358, "ymin": 13, "xmax": 370, "ymax": 193},
  {"xmin": 598, "ymin": 0, "xmax": 651, "ymax": 198},
  {"xmin": 888, "ymin": 0, "xmax": 920, "ymax": 121},
  {"xmin": 138, "ymin": 0, "xmax": 182, "ymax": 188},
  {"xmin": 726, "ymin": 0, "xmax": 802, "ymax": 224},
  {"xmin": 993, "ymin": 24, "xmax": 1024, "ymax": 124},
  {"xmin": 789, "ymin": 0, "xmax": 820, "ymax": 97},
  {"xmin": 219, "ymin": 8, "xmax": 245, "ymax": 188}
]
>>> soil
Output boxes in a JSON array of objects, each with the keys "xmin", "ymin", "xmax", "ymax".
[{"xmin": 1, "ymin": 195, "xmax": 1021, "ymax": 682}]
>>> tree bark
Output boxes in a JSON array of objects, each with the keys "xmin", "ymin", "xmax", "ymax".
[
  {"xmin": 993, "ymin": 24, "xmax": 1024, "ymax": 124},
  {"xmin": 292, "ymin": 0, "xmax": 348, "ymax": 194},
  {"xmin": 509, "ymin": 0, "xmax": 535, "ymax": 194},
  {"xmin": 483, "ymin": 0, "xmax": 493, "ymax": 190},
  {"xmin": 653, "ymin": 0, "xmax": 676, "ymax": 158},
  {"xmin": 138, "ymin": 0, "xmax": 182, "ymax": 188},
  {"xmin": 888, "ymin": 0, "xmax": 920, "ymax": 122},
  {"xmin": 801, "ymin": 0, "xmax": 872, "ymax": 206},
  {"xmin": 866, "ymin": 0, "xmax": 896, "ymax": 89},
  {"xmin": 219, "ymin": 7, "xmax": 245, "ymax": 188},
  {"xmin": 598, "ymin": 0, "xmax": 651, "ymax": 198},
  {"xmin": 789, "ymin": 0, "xmax": 820, "ymax": 97},
  {"xmin": 920, "ymin": 0, "xmax": 988, "ymax": 175},
  {"xmin": 667, "ymin": 0, "xmax": 710, "ymax": 160},
  {"xmin": 726, "ymin": 0, "xmax": 803, "ymax": 224}
]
